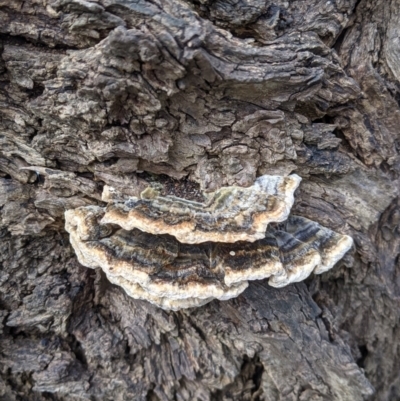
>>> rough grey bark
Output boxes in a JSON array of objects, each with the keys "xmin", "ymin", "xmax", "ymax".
[{"xmin": 0, "ymin": 0, "xmax": 399, "ymax": 400}]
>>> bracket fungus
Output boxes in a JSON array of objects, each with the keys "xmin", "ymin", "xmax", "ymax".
[
  {"xmin": 101, "ymin": 174, "xmax": 302, "ymax": 244},
  {"xmin": 65, "ymin": 175, "xmax": 353, "ymax": 310}
]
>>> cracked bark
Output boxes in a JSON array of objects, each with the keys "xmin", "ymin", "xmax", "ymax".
[{"xmin": 0, "ymin": 0, "xmax": 399, "ymax": 400}]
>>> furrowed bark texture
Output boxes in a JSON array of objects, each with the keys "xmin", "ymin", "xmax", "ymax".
[{"xmin": 0, "ymin": 0, "xmax": 399, "ymax": 400}]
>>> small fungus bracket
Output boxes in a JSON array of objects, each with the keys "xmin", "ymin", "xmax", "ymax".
[{"xmin": 101, "ymin": 174, "xmax": 302, "ymax": 244}]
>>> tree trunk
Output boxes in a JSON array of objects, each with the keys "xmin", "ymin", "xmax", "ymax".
[{"xmin": 0, "ymin": 0, "xmax": 399, "ymax": 400}]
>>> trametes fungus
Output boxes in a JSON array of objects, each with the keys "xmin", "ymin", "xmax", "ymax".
[
  {"xmin": 101, "ymin": 174, "xmax": 302, "ymax": 244},
  {"xmin": 65, "ymin": 176, "xmax": 353, "ymax": 310}
]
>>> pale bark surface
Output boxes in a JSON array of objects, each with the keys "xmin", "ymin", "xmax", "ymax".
[{"xmin": 0, "ymin": 0, "xmax": 399, "ymax": 400}]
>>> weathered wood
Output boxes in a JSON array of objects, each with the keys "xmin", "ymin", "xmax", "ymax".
[{"xmin": 0, "ymin": 0, "xmax": 399, "ymax": 399}]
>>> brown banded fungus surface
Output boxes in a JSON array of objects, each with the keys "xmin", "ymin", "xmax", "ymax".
[
  {"xmin": 65, "ymin": 175, "xmax": 353, "ymax": 310},
  {"xmin": 102, "ymin": 174, "xmax": 302, "ymax": 243}
]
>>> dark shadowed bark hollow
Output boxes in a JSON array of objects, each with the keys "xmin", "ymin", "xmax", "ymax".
[{"xmin": 0, "ymin": 0, "xmax": 399, "ymax": 400}]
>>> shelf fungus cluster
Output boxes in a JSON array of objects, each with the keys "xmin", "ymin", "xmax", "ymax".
[{"xmin": 65, "ymin": 174, "xmax": 353, "ymax": 310}]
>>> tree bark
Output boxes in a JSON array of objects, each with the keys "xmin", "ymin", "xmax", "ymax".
[{"xmin": 0, "ymin": 0, "xmax": 399, "ymax": 400}]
